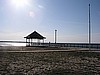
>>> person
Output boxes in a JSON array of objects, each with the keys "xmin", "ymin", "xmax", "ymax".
[{"xmin": 49, "ymin": 42, "xmax": 50, "ymax": 47}]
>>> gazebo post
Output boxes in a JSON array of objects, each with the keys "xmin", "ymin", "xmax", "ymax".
[
  {"xmin": 39, "ymin": 39, "xmax": 40, "ymax": 45},
  {"xmin": 29, "ymin": 39, "xmax": 30, "ymax": 46},
  {"xmin": 37, "ymin": 39, "xmax": 39, "ymax": 46},
  {"xmin": 43, "ymin": 39, "xmax": 44, "ymax": 43},
  {"xmin": 26, "ymin": 38, "xmax": 27, "ymax": 46},
  {"xmin": 31, "ymin": 39, "xmax": 32, "ymax": 46}
]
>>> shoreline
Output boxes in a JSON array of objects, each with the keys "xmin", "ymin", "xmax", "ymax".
[{"xmin": 0, "ymin": 46, "xmax": 100, "ymax": 53}]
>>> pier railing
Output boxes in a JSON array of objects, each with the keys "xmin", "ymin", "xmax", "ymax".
[
  {"xmin": 0, "ymin": 41, "xmax": 100, "ymax": 49},
  {"xmin": 41, "ymin": 43, "xmax": 100, "ymax": 49}
]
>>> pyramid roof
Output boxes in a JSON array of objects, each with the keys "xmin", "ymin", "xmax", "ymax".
[{"xmin": 24, "ymin": 31, "xmax": 46, "ymax": 39}]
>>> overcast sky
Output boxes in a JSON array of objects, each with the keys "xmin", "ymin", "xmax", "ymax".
[{"xmin": 0, "ymin": 0, "xmax": 100, "ymax": 43}]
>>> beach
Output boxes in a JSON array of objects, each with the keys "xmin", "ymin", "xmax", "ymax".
[{"xmin": 0, "ymin": 47, "xmax": 100, "ymax": 75}]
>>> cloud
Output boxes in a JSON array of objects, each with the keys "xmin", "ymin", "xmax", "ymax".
[
  {"xmin": 0, "ymin": 32, "xmax": 26, "ymax": 41},
  {"xmin": 38, "ymin": 5, "xmax": 44, "ymax": 9},
  {"xmin": 29, "ymin": 11, "xmax": 35, "ymax": 18},
  {"xmin": 58, "ymin": 34, "xmax": 88, "ymax": 43}
]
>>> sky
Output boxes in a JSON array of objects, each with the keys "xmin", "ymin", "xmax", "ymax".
[{"xmin": 0, "ymin": 0, "xmax": 100, "ymax": 43}]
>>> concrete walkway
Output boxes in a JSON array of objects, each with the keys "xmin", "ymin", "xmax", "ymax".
[
  {"xmin": 0, "ymin": 50, "xmax": 77, "ymax": 52},
  {"xmin": 0, "ymin": 49, "xmax": 100, "ymax": 52}
]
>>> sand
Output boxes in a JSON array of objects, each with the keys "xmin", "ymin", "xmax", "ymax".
[{"xmin": 0, "ymin": 50, "xmax": 100, "ymax": 75}]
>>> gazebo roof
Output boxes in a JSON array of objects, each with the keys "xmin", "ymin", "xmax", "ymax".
[{"xmin": 24, "ymin": 31, "xmax": 46, "ymax": 39}]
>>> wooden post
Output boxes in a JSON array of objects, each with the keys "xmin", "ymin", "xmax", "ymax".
[
  {"xmin": 43, "ymin": 39, "xmax": 44, "ymax": 43},
  {"xmin": 31, "ymin": 39, "xmax": 32, "ymax": 46},
  {"xmin": 29, "ymin": 39, "xmax": 30, "ymax": 46},
  {"xmin": 26, "ymin": 38, "xmax": 27, "ymax": 46}
]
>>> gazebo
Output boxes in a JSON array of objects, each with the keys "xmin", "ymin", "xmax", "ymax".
[{"xmin": 24, "ymin": 31, "xmax": 46, "ymax": 46}]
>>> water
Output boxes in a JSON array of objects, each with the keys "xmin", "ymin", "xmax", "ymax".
[
  {"xmin": 0, "ymin": 42, "xmax": 100, "ymax": 49},
  {"xmin": 0, "ymin": 43, "xmax": 26, "ymax": 46}
]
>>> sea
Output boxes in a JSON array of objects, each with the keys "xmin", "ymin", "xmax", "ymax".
[{"xmin": 0, "ymin": 42, "xmax": 26, "ymax": 46}]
